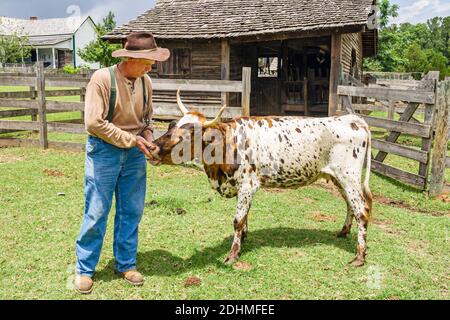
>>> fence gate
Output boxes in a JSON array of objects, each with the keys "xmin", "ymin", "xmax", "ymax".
[{"xmin": 338, "ymin": 71, "xmax": 449, "ymax": 196}]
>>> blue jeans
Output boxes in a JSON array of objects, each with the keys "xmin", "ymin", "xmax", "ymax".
[{"xmin": 75, "ymin": 135, "xmax": 147, "ymax": 277}]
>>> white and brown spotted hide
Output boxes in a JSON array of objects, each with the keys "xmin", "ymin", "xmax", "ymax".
[{"xmin": 150, "ymin": 112, "xmax": 373, "ymax": 267}]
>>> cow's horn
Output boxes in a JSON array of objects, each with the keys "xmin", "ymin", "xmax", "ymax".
[
  {"xmin": 204, "ymin": 105, "xmax": 226, "ymax": 127},
  {"xmin": 176, "ymin": 88, "xmax": 189, "ymax": 115}
]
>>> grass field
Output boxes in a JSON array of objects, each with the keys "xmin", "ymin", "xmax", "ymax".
[
  {"xmin": 0, "ymin": 145, "xmax": 448, "ymax": 300},
  {"xmin": 0, "ymin": 86, "xmax": 449, "ymax": 299}
]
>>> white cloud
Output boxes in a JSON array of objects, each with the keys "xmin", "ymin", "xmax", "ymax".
[
  {"xmin": 84, "ymin": 0, "xmax": 156, "ymax": 25},
  {"xmin": 392, "ymin": 0, "xmax": 450, "ymax": 24}
]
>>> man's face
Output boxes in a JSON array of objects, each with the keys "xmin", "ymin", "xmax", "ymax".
[{"xmin": 127, "ymin": 58, "xmax": 155, "ymax": 77}]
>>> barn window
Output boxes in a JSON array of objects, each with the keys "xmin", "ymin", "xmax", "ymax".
[
  {"xmin": 258, "ymin": 56, "xmax": 279, "ymax": 78},
  {"xmin": 158, "ymin": 48, "xmax": 191, "ymax": 76},
  {"xmin": 350, "ymin": 49, "xmax": 358, "ymax": 78}
]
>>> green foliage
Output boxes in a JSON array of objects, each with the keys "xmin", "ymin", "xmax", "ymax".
[
  {"xmin": 365, "ymin": 1, "xmax": 450, "ymax": 79},
  {"xmin": 62, "ymin": 64, "xmax": 90, "ymax": 74},
  {"xmin": 78, "ymin": 11, "xmax": 121, "ymax": 68},
  {"xmin": 377, "ymin": 0, "xmax": 399, "ymax": 29},
  {"xmin": 0, "ymin": 32, "xmax": 31, "ymax": 64},
  {"xmin": 367, "ymin": 7, "xmax": 450, "ymax": 79},
  {"xmin": 404, "ymin": 43, "xmax": 429, "ymax": 72}
]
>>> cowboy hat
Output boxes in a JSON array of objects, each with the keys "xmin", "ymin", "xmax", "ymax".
[{"xmin": 112, "ymin": 32, "xmax": 170, "ymax": 62}]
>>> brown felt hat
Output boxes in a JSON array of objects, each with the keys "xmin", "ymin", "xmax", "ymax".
[{"xmin": 112, "ymin": 32, "xmax": 170, "ymax": 62}]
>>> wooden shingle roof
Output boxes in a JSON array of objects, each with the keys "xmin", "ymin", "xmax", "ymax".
[{"xmin": 104, "ymin": 0, "xmax": 375, "ymax": 41}]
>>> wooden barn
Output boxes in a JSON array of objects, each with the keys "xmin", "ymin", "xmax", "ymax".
[{"xmin": 104, "ymin": 0, "xmax": 378, "ymax": 117}]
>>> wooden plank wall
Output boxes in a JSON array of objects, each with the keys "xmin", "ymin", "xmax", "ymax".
[{"xmin": 341, "ymin": 32, "xmax": 363, "ymax": 77}]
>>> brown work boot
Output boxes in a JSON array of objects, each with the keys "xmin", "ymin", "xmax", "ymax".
[
  {"xmin": 74, "ymin": 275, "xmax": 93, "ymax": 294},
  {"xmin": 115, "ymin": 269, "xmax": 144, "ymax": 286}
]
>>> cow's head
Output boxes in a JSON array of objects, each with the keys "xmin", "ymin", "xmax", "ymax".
[{"xmin": 148, "ymin": 89, "xmax": 226, "ymax": 165}]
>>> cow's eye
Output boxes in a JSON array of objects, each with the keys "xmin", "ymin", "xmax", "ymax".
[{"xmin": 168, "ymin": 120, "xmax": 177, "ymax": 130}]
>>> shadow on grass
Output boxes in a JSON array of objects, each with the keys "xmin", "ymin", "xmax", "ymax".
[{"xmin": 95, "ymin": 227, "xmax": 355, "ymax": 282}]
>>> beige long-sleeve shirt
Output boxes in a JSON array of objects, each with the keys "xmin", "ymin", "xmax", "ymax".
[{"xmin": 84, "ymin": 65, "xmax": 154, "ymax": 148}]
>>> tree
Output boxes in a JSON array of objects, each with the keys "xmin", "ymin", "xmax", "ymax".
[
  {"xmin": 78, "ymin": 11, "xmax": 121, "ymax": 68},
  {"xmin": 404, "ymin": 43, "xmax": 429, "ymax": 73},
  {"xmin": 425, "ymin": 49, "xmax": 449, "ymax": 78},
  {"xmin": 0, "ymin": 32, "xmax": 31, "ymax": 65},
  {"xmin": 378, "ymin": 0, "xmax": 399, "ymax": 29}
]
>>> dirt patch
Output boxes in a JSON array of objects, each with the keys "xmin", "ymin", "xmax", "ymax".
[
  {"xmin": 375, "ymin": 194, "xmax": 447, "ymax": 216},
  {"xmin": 264, "ymin": 188, "xmax": 287, "ymax": 194},
  {"xmin": 311, "ymin": 211, "xmax": 337, "ymax": 223},
  {"xmin": 0, "ymin": 154, "xmax": 25, "ymax": 164},
  {"xmin": 435, "ymin": 192, "xmax": 450, "ymax": 204},
  {"xmin": 43, "ymin": 169, "xmax": 65, "ymax": 177},
  {"xmin": 372, "ymin": 218, "xmax": 402, "ymax": 235},
  {"xmin": 312, "ymin": 180, "xmax": 342, "ymax": 198},
  {"xmin": 184, "ymin": 276, "xmax": 202, "ymax": 288},
  {"xmin": 233, "ymin": 261, "xmax": 252, "ymax": 271},
  {"xmin": 406, "ymin": 240, "xmax": 430, "ymax": 255}
]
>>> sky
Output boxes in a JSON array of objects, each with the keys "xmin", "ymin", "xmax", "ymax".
[{"xmin": 0, "ymin": 0, "xmax": 449, "ymax": 26}]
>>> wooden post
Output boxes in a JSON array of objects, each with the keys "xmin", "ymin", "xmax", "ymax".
[
  {"xmin": 80, "ymin": 87, "xmax": 86, "ymax": 123},
  {"xmin": 419, "ymin": 73, "xmax": 439, "ymax": 182},
  {"xmin": 387, "ymin": 101, "xmax": 395, "ymax": 120},
  {"xmin": 30, "ymin": 86, "xmax": 37, "ymax": 122},
  {"xmin": 36, "ymin": 61, "xmax": 48, "ymax": 149},
  {"xmin": 221, "ymin": 39, "xmax": 230, "ymax": 107},
  {"xmin": 429, "ymin": 80, "xmax": 450, "ymax": 197},
  {"xmin": 241, "ymin": 67, "xmax": 251, "ymax": 116},
  {"xmin": 328, "ymin": 33, "xmax": 342, "ymax": 116}
]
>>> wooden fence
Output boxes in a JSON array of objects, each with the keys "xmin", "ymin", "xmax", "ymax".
[
  {"xmin": 338, "ymin": 71, "xmax": 449, "ymax": 196},
  {"xmin": 0, "ymin": 62, "xmax": 251, "ymax": 151}
]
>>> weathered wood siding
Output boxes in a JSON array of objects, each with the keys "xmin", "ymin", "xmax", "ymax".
[
  {"xmin": 191, "ymin": 41, "xmax": 222, "ymax": 79},
  {"xmin": 341, "ymin": 32, "xmax": 363, "ymax": 78},
  {"xmin": 153, "ymin": 40, "xmax": 222, "ymax": 80}
]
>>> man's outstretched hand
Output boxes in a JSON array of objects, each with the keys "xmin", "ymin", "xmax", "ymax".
[{"xmin": 136, "ymin": 135, "xmax": 157, "ymax": 158}]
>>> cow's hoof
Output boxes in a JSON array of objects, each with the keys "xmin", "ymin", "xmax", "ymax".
[
  {"xmin": 224, "ymin": 255, "xmax": 239, "ymax": 265},
  {"xmin": 349, "ymin": 257, "xmax": 365, "ymax": 267}
]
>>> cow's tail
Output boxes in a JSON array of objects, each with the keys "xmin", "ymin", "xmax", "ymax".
[{"xmin": 363, "ymin": 128, "xmax": 373, "ymax": 218}]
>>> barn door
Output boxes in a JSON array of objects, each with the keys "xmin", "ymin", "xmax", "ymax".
[{"xmin": 251, "ymin": 44, "xmax": 282, "ymax": 116}]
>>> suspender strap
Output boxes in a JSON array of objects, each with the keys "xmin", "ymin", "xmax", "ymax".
[
  {"xmin": 107, "ymin": 66, "xmax": 116, "ymax": 123},
  {"xmin": 141, "ymin": 76, "xmax": 150, "ymax": 126}
]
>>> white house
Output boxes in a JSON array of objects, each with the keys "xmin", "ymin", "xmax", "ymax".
[{"xmin": 0, "ymin": 16, "xmax": 99, "ymax": 69}]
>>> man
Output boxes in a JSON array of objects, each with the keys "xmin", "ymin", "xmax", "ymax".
[{"xmin": 74, "ymin": 32, "xmax": 170, "ymax": 294}]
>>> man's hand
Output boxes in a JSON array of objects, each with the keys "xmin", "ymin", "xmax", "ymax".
[{"xmin": 136, "ymin": 136, "xmax": 157, "ymax": 158}]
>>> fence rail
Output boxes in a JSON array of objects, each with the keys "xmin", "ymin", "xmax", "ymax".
[
  {"xmin": 0, "ymin": 62, "xmax": 251, "ymax": 153},
  {"xmin": 338, "ymin": 71, "xmax": 449, "ymax": 196}
]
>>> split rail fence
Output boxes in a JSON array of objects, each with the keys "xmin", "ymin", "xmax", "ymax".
[
  {"xmin": 0, "ymin": 62, "xmax": 251, "ymax": 150},
  {"xmin": 338, "ymin": 71, "xmax": 449, "ymax": 196}
]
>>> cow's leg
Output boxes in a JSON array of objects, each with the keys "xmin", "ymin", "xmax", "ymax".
[
  {"xmin": 224, "ymin": 186, "xmax": 255, "ymax": 264},
  {"xmin": 330, "ymin": 177, "xmax": 354, "ymax": 238},
  {"xmin": 332, "ymin": 176, "xmax": 371, "ymax": 267},
  {"xmin": 241, "ymin": 220, "xmax": 249, "ymax": 243},
  {"xmin": 338, "ymin": 203, "xmax": 354, "ymax": 238}
]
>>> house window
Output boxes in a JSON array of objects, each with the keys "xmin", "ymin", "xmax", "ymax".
[
  {"xmin": 258, "ymin": 57, "xmax": 279, "ymax": 78},
  {"xmin": 158, "ymin": 48, "xmax": 191, "ymax": 76}
]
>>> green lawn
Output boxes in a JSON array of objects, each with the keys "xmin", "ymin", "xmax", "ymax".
[{"xmin": 0, "ymin": 145, "xmax": 448, "ymax": 300}]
